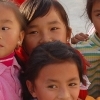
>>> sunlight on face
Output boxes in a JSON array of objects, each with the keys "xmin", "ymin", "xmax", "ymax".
[
  {"xmin": 27, "ymin": 62, "xmax": 80, "ymax": 100},
  {"xmin": 0, "ymin": 5, "xmax": 22, "ymax": 58},
  {"xmin": 23, "ymin": 7, "xmax": 71, "ymax": 55}
]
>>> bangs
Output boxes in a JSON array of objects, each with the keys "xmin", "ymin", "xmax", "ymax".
[{"xmin": 20, "ymin": 0, "xmax": 52, "ymax": 24}]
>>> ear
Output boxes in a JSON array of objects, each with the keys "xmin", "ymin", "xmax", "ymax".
[
  {"xmin": 17, "ymin": 31, "xmax": 25, "ymax": 47},
  {"xmin": 66, "ymin": 27, "xmax": 72, "ymax": 43},
  {"xmin": 26, "ymin": 80, "xmax": 37, "ymax": 98}
]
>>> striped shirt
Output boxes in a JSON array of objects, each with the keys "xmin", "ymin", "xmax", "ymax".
[{"xmin": 72, "ymin": 33, "xmax": 100, "ymax": 98}]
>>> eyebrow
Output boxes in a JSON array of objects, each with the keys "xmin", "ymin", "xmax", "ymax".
[
  {"xmin": 93, "ymin": 9, "xmax": 100, "ymax": 13},
  {"xmin": 46, "ymin": 77, "xmax": 79, "ymax": 83},
  {"xmin": 67, "ymin": 77, "xmax": 79, "ymax": 82},
  {"xmin": 47, "ymin": 79, "xmax": 59, "ymax": 83},
  {"xmin": 28, "ymin": 20, "xmax": 61, "ymax": 29},
  {"xmin": 0, "ymin": 19, "xmax": 13, "ymax": 24},
  {"xmin": 47, "ymin": 20, "xmax": 61, "ymax": 25}
]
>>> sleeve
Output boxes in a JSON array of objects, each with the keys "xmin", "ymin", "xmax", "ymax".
[
  {"xmin": 79, "ymin": 75, "xmax": 91, "ymax": 100},
  {"xmin": 79, "ymin": 90, "xmax": 88, "ymax": 100}
]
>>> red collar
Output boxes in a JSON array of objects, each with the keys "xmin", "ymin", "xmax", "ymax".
[
  {"xmin": 0, "ymin": 52, "xmax": 14, "ymax": 66},
  {"xmin": 15, "ymin": 47, "xmax": 29, "ymax": 62}
]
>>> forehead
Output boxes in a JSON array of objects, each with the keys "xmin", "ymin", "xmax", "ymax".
[
  {"xmin": 28, "ymin": 7, "xmax": 64, "ymax": 26},
  {"xmin": 35, "ymin": 62, "xmax": 79, "ymax": 82},
  {"xmin": 0, "ymin": 5, "xmax": 17, "ymax": 23},
  {"xmin": 92, "ymin": 0, "xmax": 100, "ymax": 8},
  {"xmin": 92, "ymin": 0, "xmax": 100, "ymax": 14}
]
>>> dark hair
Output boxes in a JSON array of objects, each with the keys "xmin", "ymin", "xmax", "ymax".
[
  {"xmin": 0, "ymin": 0, "xmax": 26, "ymax": 30},
  {"xmin": 20, "ymin": 0, "xmax": 70, "ymax": 31},
  {"xmin": 22, "ymin": 41, "xmax": 84, "ymax": 100},
  {"xmin": 25, "ymin": 41, "xmax": 84, "ymax": 83},
  {"xmin": 86, "ymin": 0, "xmax": 97, "ymax": 22}
]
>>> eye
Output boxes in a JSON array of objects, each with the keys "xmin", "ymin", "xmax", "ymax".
[
  {"xmin": 29, "ymin": 31, "xmax": 38, "ymax": 34},
  {"xmin": 51, "ymin": 27, "xmax": 59, "ymax": 31},
  {"xmin": 96, "ymin": 13, "xmax": 100, "ymax": 17},
  {"xmin": 69, "ymin": 83, "xmax": 77, "ymax": 86},
  {"xmin": 48, "ymin": 85, "xmax": 57, "ymax": 89},
  {"xmin": 2, "ymin": 27, "xmax": 9, "ymax": 30}
]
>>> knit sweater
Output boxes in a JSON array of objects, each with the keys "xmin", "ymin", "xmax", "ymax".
[{"xmin": 72, "ymin": 33, "xmax": 100, "ymax": 98}]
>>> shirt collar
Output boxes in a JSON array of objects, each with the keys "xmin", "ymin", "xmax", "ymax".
[
  {"xmin": 0, "ymin": 52, "xmax": 14, "ymax": 66},
  {"xmin": 0, "ymin": 57, "xmax": 21, "ymax": 75}
]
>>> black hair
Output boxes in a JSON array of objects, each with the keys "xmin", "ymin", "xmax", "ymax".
[
  {"xmin": 22, "ymin": 41, "xmax": 84, "ymax": 100},
  {"xmin": 26, "ymin": 41, "xmax": 84, "ymax": 83},
  {"xmin": 20, "ymin": 0, "xmax": 70, "ymax": 31},
  {"xmin": 0, "ymin": 0, "xmax": 26, "ymax": 30}
]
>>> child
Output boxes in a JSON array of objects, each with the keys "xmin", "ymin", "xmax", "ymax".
[
  {"xmin": 0, "ymin": 0, "xmax": 26, "ymax": 100},
  {"xmin": 72, "ymin": 0, "xmax": 100, "ymax": 98},
  {"xmin": 25, "ymin": 41, "xmax": 84, "ymax": 100},
  {"xmin": 15, "ymin": 0, "xmax": 90, "ymax": 99}
]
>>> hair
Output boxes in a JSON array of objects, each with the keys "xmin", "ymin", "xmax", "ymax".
[
  {"xmin": 25, "ymin": 41, "xmax": 84, "ymax": 83},
  {"xmin": 20, "ymin": 0, "xmax": 70, "ymax": 31},
  {"xmin": 86, "ymin": 0, "xmax": 99, "ymax": 22},
  {"xmin": 0, "ymin": 0, "xmax": 26, "ymax": 31},
  {"xmin": 22, "ymin": 41, "xmax": 84, "ymax": 100}
]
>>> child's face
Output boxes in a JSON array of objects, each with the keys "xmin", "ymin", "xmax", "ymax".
[
  {"xmin": 0, "ymin": 5, "xmax": 23, "ymax": 58},
  {"xmin": 23, "ymin": 7, "xmax": 71, "ymax": 55},
  {"xmin": 91, "ymin": 1, "xmax": 100, "ymax": 38},
  {"xmin": 27, "ymin": 61, "xmax": 80, "ymax": 100}
]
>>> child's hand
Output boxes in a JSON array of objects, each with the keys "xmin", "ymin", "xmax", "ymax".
[{"xmin": 71, "ymin": 33, "xmax": 89, "ymax": 44}]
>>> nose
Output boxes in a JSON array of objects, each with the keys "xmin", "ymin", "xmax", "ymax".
[
  {"xmin": 57, "ymin": 88, "xmax": 71, "ymax": 100},
  {"xmin": 0, "ymin": 36, "xmax": 2, "ymax": 39},
  {"xmin": 0, "ymin": 32, "xmax": 3, "ymax": 40},
  {"xmin": 39, "ymin": 33, "xmax": 53, "ymax": 44}
]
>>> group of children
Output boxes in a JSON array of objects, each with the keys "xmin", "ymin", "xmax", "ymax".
[{"xmin": 0, "ymin": 0, "xmax": 100, "ymax": 100}]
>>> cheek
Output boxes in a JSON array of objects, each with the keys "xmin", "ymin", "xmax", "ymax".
[
  {"xmin": 92, "ymin": 17, "xmax": 100, "ymax": 32},
  {"xmin": 56, "ymin": 34, "xmax": 67, "ymax": 43},
  {"xmin": 23, "ymin": 38, "xmax": 35, "ymax": 54},
  {"xmin": 53, "ymin": 31, "xmax": 67, "ymax": 43},
  {"xmin": 59, "ymin": 28, "xmax": 70, "ymax": 43},
  {"xmin": 94, "ymin": 23, "xmax": 100, "ymax": 33},
  {"xmin": 70, "ymin": 87, "xmax": 80, "ymax": 99},
  {"xmin": 5, "ymin": 33, "xmax": 19, "ymax": 44},
  {"xmin": 35, "ymin": 88, "xmax": 55, "ymax": 100},
  {"xmin": 23, "ymin": 36, "xmax": 40, "ymax": 54}
]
